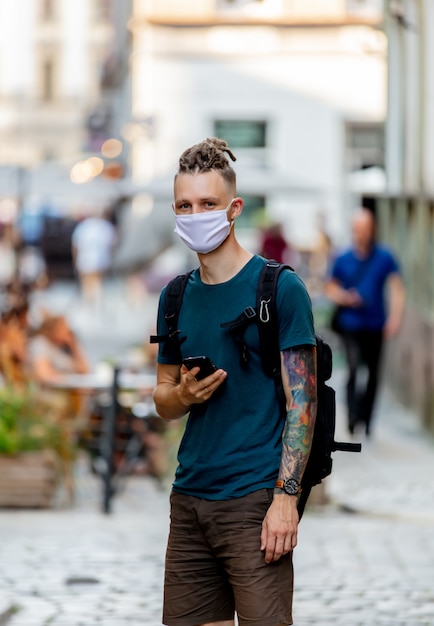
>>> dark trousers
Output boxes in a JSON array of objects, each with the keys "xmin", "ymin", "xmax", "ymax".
[{"xmin": 342, "ymin": 329, "xmax": 384, "ymax": 435}]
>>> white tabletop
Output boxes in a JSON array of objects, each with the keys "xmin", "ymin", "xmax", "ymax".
[{"xmin": 50, "ymin": 369, "xmax": 156, "ymax": 391}]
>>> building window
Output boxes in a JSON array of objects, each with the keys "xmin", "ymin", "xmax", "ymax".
[
  {"xmin": 42, "ymin": 59, "xmax": 55, "ymax": 101},
  {"xmin": 218, "ymin": 0, "xmax": 264, "ymax": 6},
  {"xmin": 41, "ymin": 0, "xmax": 56, "ymax": 21},
  {"xmin": 94, "ymin": 0, "xmax": 111, "ymax": 21},
  {"xmin": 214, "ymin": 120, "xmax": 267, "ymax": 148},
  {"xmin": 346, "ymin": 122, "xmax": 384, "ymax": 171}
]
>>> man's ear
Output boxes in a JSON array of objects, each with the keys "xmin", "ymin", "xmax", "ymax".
[{"xmin": 231, "ymin": 197, "xmax": 244, "ymax": 220}]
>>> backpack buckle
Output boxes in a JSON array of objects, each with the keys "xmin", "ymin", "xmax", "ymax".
[
  {"xmin": 221, "ymin": 306, "xmax": 256, "ymax": 330},
  {"xmin": 243, "ymin": 306, "xmax": 256, "ymax": 319}
]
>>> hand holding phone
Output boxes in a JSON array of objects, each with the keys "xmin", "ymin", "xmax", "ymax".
[{"xmin": 182, "ymin": 356, "xmax": 217, "ymax": 381}]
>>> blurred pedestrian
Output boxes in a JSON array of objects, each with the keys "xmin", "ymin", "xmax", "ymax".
[
  {"xmin": 0, "ymin": 278, "xmax": 31, "ymax": 388},
  {"xmin": 0, "ymin": 308, "xmax": 28, "ymax": 389},
  {"xmin": 308, "ymin": 212, "xmax": 334, "ymax": 288},
  {"xmin": 152, "ymin": 137, "xmax": 316, "ymax": 626},
  {"xmin": 71, "ymin": 209, "xmax": 117, "ymax": 306},
  {"xmin": 18, "ymin": 245, "xmax": 48, "ymax": 290},
  {"xmin": 28, "ymin": 312, "xmax": 90, "ymax": 436},
  {"xmin": 259, "ymin": 220, "xmax": 294, "ymax": 265},
  {"xmin": 27, "ymin": 312, "xmax": 91, "ymax": 500},
  {"xmin": 0, "ymin": 221, "xmax": 18, "ymax": 290},
  {"xmin": 325, "ymin": 207, "xmax": 405, "ymax": 437}
]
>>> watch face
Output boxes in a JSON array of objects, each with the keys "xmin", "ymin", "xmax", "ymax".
[{"xmin": 283, "ymin": 478, "xmax": 299, "ymax": 495}]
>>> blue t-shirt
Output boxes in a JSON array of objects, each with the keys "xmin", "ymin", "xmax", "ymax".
[
  {"xmin": 331, "ymin": 244, "xmax": 400, "ymax": 331},
  {"xmin": 156, "ymin": 255, "xmax": 316, "ymax": 500}
]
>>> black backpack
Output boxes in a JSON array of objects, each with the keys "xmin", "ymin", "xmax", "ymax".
[{"xmin": 151, "ymin": 260, "xmax": 361, "ymax": 517}]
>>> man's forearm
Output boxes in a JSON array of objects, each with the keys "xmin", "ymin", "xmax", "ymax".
[
  {"xmin": 153, "ymin": 383, "xmax": 191, "ymax": 421},
  {"xmin": 278, "ymin": 406, "xmax": 315, "ymax": 486},
  {"xmin": 386, "ymin": 273, "xmax": 405, "ymax": 334},
  {"xmin": 277, "ymin": 346, "xmax": 317, "ymax": 486}
]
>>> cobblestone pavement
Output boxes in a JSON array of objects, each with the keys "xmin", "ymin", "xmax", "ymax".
[
  {"xmin": 1, "ymin": 280, "xmax": 434, "ymax": 625},
  {"xmin": 293, "ymin": 365, "xmax": 434, "ymax": 626},
  {"xmin": 0, "ymin": 472, "xmax": 169, "ymax": 626},
  {"xmin": 2, "ymin": 458, "xmax": 434, "ymax": 626}
]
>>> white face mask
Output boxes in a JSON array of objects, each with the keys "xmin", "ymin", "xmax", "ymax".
[{"xmin": 173, "ymin": 200, "xmax": 234, "ymax": 254}]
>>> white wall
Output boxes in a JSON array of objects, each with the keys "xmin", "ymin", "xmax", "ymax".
[
  {"xmin": 0, "ymin": 0, "xmax": 114, "ymax": 170},
  {"xmin": 131, "ymin": 17, "xmax": 386, "ymax": 248},
  {"xmin": 421, "ymin": 0, "xmax": 434, "ymax": 193},
  {"xmin": 0, "ymin": 1, "xmax": 36, "ymax": 96},
  {"xmin": 0, "ymin": 0, "xmax": 96, "ymax": 99},
  {"xmin": 60, "ymin": 0, "xmax": 90, "ymax": 98},
  {"xmin": 385, "ymin": 0, "xmax": 434, "ymax": 197},
  {"xmin": 136, "ymin": 54, "xmax": 342, "ymax": 246}
]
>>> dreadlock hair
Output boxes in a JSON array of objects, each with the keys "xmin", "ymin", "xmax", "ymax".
[{"xmin": 176, "ymin": 137, "xmax": 237, "ymax": 191}]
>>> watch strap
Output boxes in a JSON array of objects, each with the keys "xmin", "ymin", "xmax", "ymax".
[{"xmin": 275, "ymin": 478, "xmax": 300, "ymax": 495}]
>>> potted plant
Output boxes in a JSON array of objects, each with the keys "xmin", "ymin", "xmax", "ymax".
[{"xmin": 0, "ymin": 385, "xmax": 77, "ymax": 508}]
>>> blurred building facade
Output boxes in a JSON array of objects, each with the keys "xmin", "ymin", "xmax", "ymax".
[
  {"xmin": 0, "ymin": 1, "xmax": 388, "ymax": 271},
  {"xmin": 0, "ymin": 0, "xmax": 115, "ymax": 160},
  {"xmin": 370, "ymin": 0, "xmax": 434, "ymax": 433},
  {"xmin": 2, "ymin": 1, "xmax": 432, "ymax": 431},
  {"xmin": 0, "ymin": 0, "xmax": 125, "ymax": 214},
  {"xmin": 129, "ymin": 0, "xmax": 387, "ymax": 251}
]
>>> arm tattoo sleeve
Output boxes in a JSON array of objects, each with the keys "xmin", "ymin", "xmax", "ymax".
[{"xmin": 279, "ymin": 345, "xmax": 317, "ymax": 484}]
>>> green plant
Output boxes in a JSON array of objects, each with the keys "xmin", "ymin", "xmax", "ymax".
[{"xmin": 0, "ymin": 385, "xmax": 76, "ymax": 461}]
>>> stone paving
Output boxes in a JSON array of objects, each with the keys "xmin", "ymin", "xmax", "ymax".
[
  {"xmin": 2, "ymin": 440, "xmax": 434, "ymax": 626},
  {"xmin": 295, "ymin": 512, "xmax": 434, "ymax": 625},
  {"xmin": 1, "ymin": 279, "xmax": 434, "ymax": 625},
  {"xmin": 0, "ymin": 469, "xmax": 169, "ymax": 626},
  {"xmin": 292, "ymin": 366, "xmax": 434, "ymax": 625}
]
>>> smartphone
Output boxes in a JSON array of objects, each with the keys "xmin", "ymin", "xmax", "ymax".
[{"xmin": 182, "ymin": 356, "xmax": 218, "ymax": 381}]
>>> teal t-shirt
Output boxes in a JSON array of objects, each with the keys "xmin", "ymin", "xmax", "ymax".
[{"xmin": 156, "ymin": 255, "xmax": 315, "ymax": 500}]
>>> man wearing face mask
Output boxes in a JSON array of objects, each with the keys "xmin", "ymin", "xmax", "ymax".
[{"xmin": 153, "ymin": 137, "xmax": 317, "ymax": 626}]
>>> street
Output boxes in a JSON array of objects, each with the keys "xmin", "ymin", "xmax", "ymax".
[{"xmin": 1, "ymin": 278, "xmax": 434, "ymax": 625}]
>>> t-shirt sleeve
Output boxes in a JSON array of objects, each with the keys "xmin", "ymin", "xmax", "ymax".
[
  {"xmin": 385, "ymin": 249, "xmax": 400, "ymax": 275},
  {"xmin": 277, "ymin": 270, "xmax": 316, "ymax": 351},
  {"xmin": 331, "ymin": 252, "xmax": 346, "ymax": 282}
]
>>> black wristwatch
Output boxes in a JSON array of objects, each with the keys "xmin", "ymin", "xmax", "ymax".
[{"xmin": 275, "ymin": 478, "xmax": 300, "ymax": 496}]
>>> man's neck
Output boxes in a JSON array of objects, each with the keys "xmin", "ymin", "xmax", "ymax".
[
  {"xmin": 198, "ymin": 241, "xmax": 253, "ymax": 285},
  {"xmin": 355, "ymin": 241, "xmax": 375, "ymax": 259}
]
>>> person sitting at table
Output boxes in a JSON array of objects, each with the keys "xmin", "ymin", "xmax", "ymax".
[
  {"xmin": 28, "ymin": 312, "xmax": 91, "ymax": 502},
  {"xmin": 28, "ymin": 312, "xmax": 89, "ymax": 387},
  {"xmin": 28, "ymin": 311, "xmax": 91, "ymax": 429}
]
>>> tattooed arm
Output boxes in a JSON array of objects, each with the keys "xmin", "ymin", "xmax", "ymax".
[{"xmin": 261, "ymin": 345, "xmax": 317, "ymax": 563}]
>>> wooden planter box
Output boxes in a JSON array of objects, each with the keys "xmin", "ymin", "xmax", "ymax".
[{"xmin": 0, "ymin": 450, "xmax": 58, "ymax": 508}]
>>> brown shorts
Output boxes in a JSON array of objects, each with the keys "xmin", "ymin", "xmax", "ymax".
[{"xmin": 163, "ymin": 489, "xmax": 293, "ymax": 626}]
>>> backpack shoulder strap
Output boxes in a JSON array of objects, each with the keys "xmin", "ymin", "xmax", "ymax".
[
  {"xmin": 163, "ymin": 271, "xmax": 192, "ymax": 334},
  {"xmin": 149, "ymin": 271, "xmax": 193, "ymax": 359},
  {"xmin": 256, "ymin": 260, "xmax": 293, "ymax": 412},
  {"xmin": 257, "ymin": 261, "xmax": 292, "ymax": 377},
  {"xmin": 219, "ymin": 259, "xmax": 293, "ymax": 379}
]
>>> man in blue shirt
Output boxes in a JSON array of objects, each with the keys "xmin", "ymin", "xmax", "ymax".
[
  {"xmin": 153, "ymin": 137, "xmax": 317, "ymax": 626},
  {"xmin": 325, "ymin": 207, "xmax": 405, "ymax": 437}
]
